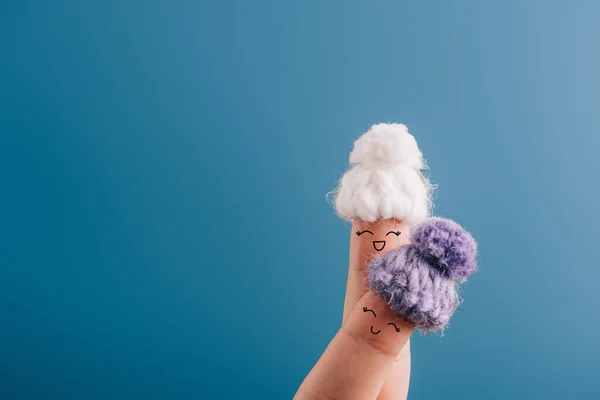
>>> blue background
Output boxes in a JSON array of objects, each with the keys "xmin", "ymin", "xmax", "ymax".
[{"xmin": 1, "ymin": 1, "xmax": 599, "ymax": 399}]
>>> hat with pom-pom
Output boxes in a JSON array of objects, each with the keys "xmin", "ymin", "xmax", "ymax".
[
  {"xmin": 332, "ymin": 123, "xmax": 434, "ymax": 224},
  {"xmin": 367, "ymin": 217, "xmax": 478, "ymax": 332}
]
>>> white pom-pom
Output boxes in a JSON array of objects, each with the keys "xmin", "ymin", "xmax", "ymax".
[{"xmin": 349, "ymin": 123, "xmax": 424, "ymax": 169}]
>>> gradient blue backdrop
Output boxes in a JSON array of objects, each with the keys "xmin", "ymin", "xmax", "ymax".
[{"xmin": 1, "ymin": 1, "xmax": 599, "ymax": 399}]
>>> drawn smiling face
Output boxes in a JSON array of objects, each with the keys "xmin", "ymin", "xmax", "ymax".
[
  {"xmin": 363, "ymin": 307, "xmax": 402, "ymax": 334},
  {"xmin": 356, "ymin": 229, "xmax": 401, "ymax": 251},
  {"xmin": 351, "ymin": 219, "xmax": 409, "ymax": 258}
]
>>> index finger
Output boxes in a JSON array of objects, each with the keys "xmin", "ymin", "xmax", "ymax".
[{"xmin": 295, "ymin": 291, "xmax": 414, "ymax": 400}]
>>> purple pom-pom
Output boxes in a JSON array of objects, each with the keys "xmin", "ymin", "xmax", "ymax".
[{"xmin": 411, "ymin": 217, "xmax": 478, "ymax": 282}]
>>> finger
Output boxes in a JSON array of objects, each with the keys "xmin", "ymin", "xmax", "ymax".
[
  {"xmin": 295, "ymin": 291, "xmax": 414, "ymax": 400},
  {"xmin": 378, "ymin": 349, "xmax": 411, "ymax": 400},
  {"xmin": 342, "ymin": 219, "xmax": 413, "ymax": 400},
  {"xmin": 342, "ymin": 219, "xmax": 411, "ymax": 322}
]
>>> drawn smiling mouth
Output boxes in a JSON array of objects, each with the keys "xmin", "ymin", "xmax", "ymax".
[
  {"xmin": 372, "ymin": 241, "xmax": 386, "ymax": 251},
  {"xmin": 370, "ymin": 326, "xmax": 381, "ymax": 335}
]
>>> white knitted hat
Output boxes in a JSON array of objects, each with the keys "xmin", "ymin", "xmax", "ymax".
[{"xmin": 333, "ymin": 123, "xmax": 433, "ymax": 224}]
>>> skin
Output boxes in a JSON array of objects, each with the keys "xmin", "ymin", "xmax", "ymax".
[
  {"xmin": 295, "ymin": 219, "xmax": 414, "ymax": 400},
  {"xmin": 344, "ymin": 219, "xmax": 412, "ymax": 322},
  {"xmin": 295, "ymin": 291, "xmax": 414, "ymax": 400},
  {"xmin": 345, "ymin": 219, "xmax": 413, "ymax": 400}
]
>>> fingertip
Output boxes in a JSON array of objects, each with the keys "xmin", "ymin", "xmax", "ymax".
[{"xmin": 343, "ymin": 291, "xmax": 415, "ymax": 359}]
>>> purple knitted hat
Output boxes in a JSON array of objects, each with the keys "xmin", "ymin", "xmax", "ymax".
[{"xmin": 367, "ymin": 217, "xmax": 478, "ymax": 332}]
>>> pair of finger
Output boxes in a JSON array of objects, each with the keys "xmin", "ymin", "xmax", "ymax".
[
  {"xmin": 295, "ymin": 291, "xmax": 414, "ymax": 400},
  {"xmin": 345, "ymin": 219, "xmax": 413, "ymax": 399}
]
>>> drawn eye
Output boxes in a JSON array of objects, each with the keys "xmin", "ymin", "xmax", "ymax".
[
  {"xmin": 362, "ymin": 307, "xmax": 376, "ymax": 317},
  {"xmin": 386, "ymin": 231, "xmax": 401, "ymax": 236},
  {"xmin": 356, "ymin": 230, "xmax": 374, "ymax": 236},
  {"xmin": 388, "ymin": 322, "xmax": 401, "ymax": 332}
]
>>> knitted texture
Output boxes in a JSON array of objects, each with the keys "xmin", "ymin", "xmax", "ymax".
[
  {"xmin": 411, "ymin": 217, "xmax": 478, "ymax": 283},
  {"xmin": 368, "ymin": 217, "xmax": 478, "ymax": 332},
  {"xmin": 332, "ymin": 123, "xmax": 434, "ymax": 225}
]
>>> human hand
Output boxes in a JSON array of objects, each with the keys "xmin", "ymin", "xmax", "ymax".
[{"xmin": 294, "ymin": 291, "xmax": 414, "ymax": 400}]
